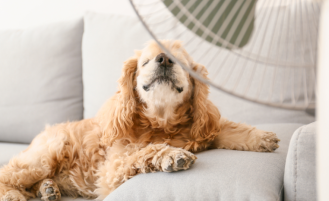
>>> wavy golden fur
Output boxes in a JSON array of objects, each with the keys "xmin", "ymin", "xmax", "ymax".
[{"xmin": 0, "ymin": 40, "xmax": 280, "ymax": 201}]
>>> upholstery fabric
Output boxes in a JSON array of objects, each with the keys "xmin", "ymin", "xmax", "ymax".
[
  {"xmin": 105, "ymin": 123, "xmax": 302, "ymax": 201},
  {"xmin": 0, "ymin": 19, "xmax": 84, "ymax": 143},
  {"xmin": 284, "ymin": 122, "xmax": 317, "ymax": 201}
]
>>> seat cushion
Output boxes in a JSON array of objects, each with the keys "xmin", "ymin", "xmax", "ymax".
[
  {"xmin": 105, "ymin": 123, "xmax": 303, "ymax": 201},
  {"xmin": 0, "ymin": 18, "xmax": 84, "ymax": 143}
]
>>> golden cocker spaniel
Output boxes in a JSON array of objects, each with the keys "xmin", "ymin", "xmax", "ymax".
[{"xmin": 0, "ymin": 40, "xmax": 280, "ymax": 201}]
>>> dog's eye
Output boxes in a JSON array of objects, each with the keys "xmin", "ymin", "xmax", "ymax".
[{"xmin": 142, "ymin": 60, "xmax": 149, "ymax": 66}]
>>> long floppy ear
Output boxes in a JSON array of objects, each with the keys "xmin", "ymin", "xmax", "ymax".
[
  {"xmin": 118, "ymin": 54, "xmax": 139, "ymax": 105},
  {"xmin": 188, "ymin": 63, "xmax": 221, "ymax": 151},
  {"xmin": 97, "ymin": 53, "xmax": 140, "ymax": 145}
]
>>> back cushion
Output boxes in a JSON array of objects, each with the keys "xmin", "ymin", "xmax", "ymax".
[
  {"xmin": 0, "ymin": 18, "xmax": 84, "ymax": 143},
  {"xmin": 82, "ymin": 12, "xmax": 152, "ymax": 118}
]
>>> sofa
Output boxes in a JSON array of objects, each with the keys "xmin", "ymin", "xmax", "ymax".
[{"xmin": 0, "ymin": 9, "xmax": 317, "ymax": 201}]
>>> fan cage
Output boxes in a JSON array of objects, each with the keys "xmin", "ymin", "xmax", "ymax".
[{"xmin": 130, "ymin": 0, "xmax": 321, "ymax": 110}]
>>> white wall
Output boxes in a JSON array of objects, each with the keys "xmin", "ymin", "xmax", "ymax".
[
  {"xmin": 0, "ymin": 0, "xmax": 314, "ymax": 30},
  {"xmin": 0, "ymin": 0, "xmax": 136, "ymax": 29}
]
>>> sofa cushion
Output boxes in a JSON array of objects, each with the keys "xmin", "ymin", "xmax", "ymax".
[
  {"xmin": 82, "ymin": 12, "xmax": 315, "ymax": 125},
  {"xmin": 209, "ymin": 89, "xmax": 315, "ymax": 125},
  {"xmin": 0, "ymin": 19, "xmax": 84, "ymax": 143},
  {"xmin": 0, "ymin": 143, "xmax": 29, "ymax": 166},
  {"xmin": 82, "ymin": 12, "xmax": 152, "ymax": 118},
  {"xmin": 105, "ymin": 123, "xmax": 302, "ymax": 201},
  {"xmin": 284, "ymin": 122, "xmax": 317, "ymax": 201}
]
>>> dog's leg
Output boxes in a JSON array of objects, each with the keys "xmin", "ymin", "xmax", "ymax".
[
  {"xmin": 210, "ymin": 118, "xmax": 280, "ymax": 152},
  {"xmin": 0, "ymin": 130, "xmax": 63, "ymax": 201},
  {"xmin": 0, "ymin": 154, "xmax": 46, "ymax": 201},
  {"xmin": 0, "ymin": 149, "xmax": 49, "ymax": 201},
  {"xmin": 95, "ymin": 143, "xmax": 197, "ymax": 199}
]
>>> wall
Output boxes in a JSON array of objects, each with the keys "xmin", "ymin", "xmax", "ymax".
[
  {"xmin": 0, "ymin": 0, "xmax": 294, "ymax": 30},
  {"xmin": 0, "ymin": 0, "xmax": 136, "ymax": 29}
]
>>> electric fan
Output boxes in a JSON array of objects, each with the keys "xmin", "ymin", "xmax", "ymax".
[{"xmin": 130, "ymin": 0, "xmax": 322, "ymax": 110}]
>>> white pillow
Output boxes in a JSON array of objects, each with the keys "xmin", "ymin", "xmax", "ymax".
[{"xmin": 0, "ymin": 18, "xmax": 84, "ymax": 143}]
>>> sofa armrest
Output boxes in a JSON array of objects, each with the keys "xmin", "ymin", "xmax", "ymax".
[{"xmin": 284, "ymin": 122, "xmax": 316, "ymax": 201}]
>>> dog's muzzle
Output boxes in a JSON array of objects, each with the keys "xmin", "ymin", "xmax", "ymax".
[{"xmin": 143, "ymin": 53, "xmax": 183, "ymax": 93}]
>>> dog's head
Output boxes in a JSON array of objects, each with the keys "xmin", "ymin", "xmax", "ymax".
[
  {"xmin": 99, "ymin": 40, "xmax": 220, "ymax": 147},
  {"xmin": 135, "ymin": 40, "xmax": 194, "ymax": 120}
]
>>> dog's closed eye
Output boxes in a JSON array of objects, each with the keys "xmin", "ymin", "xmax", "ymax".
[{"xmin": 142, "ymin": 60, "xmax": 149, "ymax": 66}]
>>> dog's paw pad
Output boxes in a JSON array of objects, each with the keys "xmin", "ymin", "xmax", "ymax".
[
  {"xmin": 46, "ymin": 187, "xmax": 54, "ymax": 194},
  {"xmin": 177, "ymin": 158, "xmax": 185, "ymax": 168},
  {"xmin": 39, "ymin": 179, "xmax": 61, "ymax": 201},
  {"xmin": 174, "ymin": 153, "xmax": 196, "ymax": 170},
  {"xmin": 45, "ymin": 188, "xmax": 54, "ymax": 194}
]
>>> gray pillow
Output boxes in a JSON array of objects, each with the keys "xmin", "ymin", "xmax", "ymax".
[
  {"xmin": 0, "ymin": 18, "xmax": 84, "ymax": 143},
  {"xmin": 105, "ymin": 123, "xmax": 302, "ymax": 201}
]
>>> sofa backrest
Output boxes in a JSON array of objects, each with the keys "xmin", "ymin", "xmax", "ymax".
[{"xmin": 0, "ymin": 18, "xmax": 84, "ymax": 143}]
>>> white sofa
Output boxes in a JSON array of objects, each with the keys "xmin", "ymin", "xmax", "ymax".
[{"xmin": 0, "ymin": 6, "xmax": 317, "ymax": 201}]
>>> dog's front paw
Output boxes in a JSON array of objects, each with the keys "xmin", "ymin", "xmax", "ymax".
[
  {"xmin": 153, "ymin": 148, "xmax": 197, "ymax": 172},
  {"xmin": 257, "ymin": 131, "xmax": 280, "ymax": 152}
]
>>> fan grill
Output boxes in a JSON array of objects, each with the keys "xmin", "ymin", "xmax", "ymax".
[{"xmin": 130, "ymin": 0, "xmax": 321, "ymax": 110}]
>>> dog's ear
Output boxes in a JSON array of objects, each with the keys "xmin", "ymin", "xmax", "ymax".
[
  {"xmin": 118, "ymin": 55, "xmax": 139, "ymax": 104},
  {"xmin": 187, "ymin": 63, "xmax": 221, "ymax": 152},
  {"xmin": 97, "ymin": 53, "xmax": 139, "ymax": 145}
]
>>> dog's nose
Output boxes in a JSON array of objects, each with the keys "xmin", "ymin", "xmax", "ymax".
[{"xmin": 155, "ymin": 53, "xmax": 174, "ymax": 68}]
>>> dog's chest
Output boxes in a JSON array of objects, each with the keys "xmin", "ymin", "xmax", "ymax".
[{"xmin": 132, "ymin": 124, "xmax": 192, "ymax": 148}]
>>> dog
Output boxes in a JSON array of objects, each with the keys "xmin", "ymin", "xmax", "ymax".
[{"xmin": 0, "ymin": 40, "xmax": 280, "ymax": 201}]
